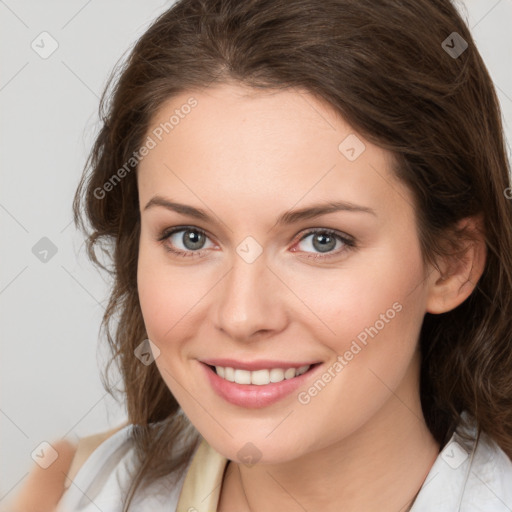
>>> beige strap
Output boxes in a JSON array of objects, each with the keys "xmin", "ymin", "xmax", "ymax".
[{"xmin": 176, "ymin": 437, "xmax": 229, "ymax": 512}]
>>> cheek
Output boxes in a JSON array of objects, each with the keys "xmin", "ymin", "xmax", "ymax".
[
  {"xmin": 137, "ymin": 240, "xmax": 185, "ymax": 347},
  {"xmin": 295, "ymin": 239, "xmax": 426, "ymax": 370},
  {"xmin": 291, "ymin": 248, "xmax": 426, "ymax": 443},
  {"xmin": 137, "ymin": 238, "xmax": 216, "ymax": 352}
]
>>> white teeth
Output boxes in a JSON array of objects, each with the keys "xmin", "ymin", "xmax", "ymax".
[
  {"xmin": 269, "ymin": 368, "xmax": 284, "ymax": 383},
  {"xmin": 296, "ymin": 365, "xmax": 310, "ymax": 375},
  {"xmin": 251, "ymin": 369, "xmax": 270, "ymax": 385},
  {"xmin": 214, "ymin": 364, "xmax": 311, "ymax": 385},
  {"xmin": 284, "ymin": 368, "xmax": 296, "ymax": 379},
  {"xmin": 234, "ymin": 369, "xmax": 252, "ymax": 384},
  {"xmin": 224, "ymin": 367, "xmax": 235, "ymax": 382}
]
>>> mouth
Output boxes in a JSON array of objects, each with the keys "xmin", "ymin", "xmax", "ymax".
[
  {"xmin": 200, "ymin": 360, "xmax": 323, "ymax": 408},
  {"xmin": 204, "ymin": 362, "xmax": 321, "ymax": 385}
]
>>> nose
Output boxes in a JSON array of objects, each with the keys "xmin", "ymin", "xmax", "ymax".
[{"xmin": 214, "ymin": 249, "xmax": 288, "ymax": 342}]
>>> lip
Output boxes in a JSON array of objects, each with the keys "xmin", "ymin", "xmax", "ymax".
[
  {"xmin": 200, "ymin": 358, "xmax": 320, "ymax": 371},
  {"xmin": 199, "ymin": 360, "xmax": 323, "ymax": 408}
]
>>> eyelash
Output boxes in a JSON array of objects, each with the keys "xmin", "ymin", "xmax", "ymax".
[{"xmin": 157, "ymin": 226, "xmax": 356, "ymax": 260}]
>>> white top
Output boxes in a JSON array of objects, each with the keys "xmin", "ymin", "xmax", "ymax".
[{"xmin": 56, "ymin": 414, "xmax": 512, "ymax": 511}]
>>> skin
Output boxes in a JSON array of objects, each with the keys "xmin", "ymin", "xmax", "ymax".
[
  {"xmin": 136, "ymin": 82, "xmax": 486, "ymax": 512},
  {"xmin": 4, "ymin": 439, "xmax": 76, "ymax": 512}
]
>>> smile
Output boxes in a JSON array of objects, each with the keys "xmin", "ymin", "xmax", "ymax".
[
  {"xmin": 199, "ymin": 360, "xmax": 323, "ymax": 408},
  {"xmin": 212, "ymin": 364, "xmax": 310, "ymax": 385}
]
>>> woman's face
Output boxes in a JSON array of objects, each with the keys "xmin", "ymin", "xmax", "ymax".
[{"xmin": 137, "ymin": 82, "xmax": 432, "ymax": 463}]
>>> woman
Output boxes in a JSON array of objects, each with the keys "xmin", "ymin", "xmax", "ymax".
[{"xmin": 24, "ymin": 0, "xmax": 512, "ymax": 510}]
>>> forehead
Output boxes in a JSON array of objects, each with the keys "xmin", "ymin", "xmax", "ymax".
[{"xmin": 137, "ymin": 83, "xmax": 412, "ymax": 226}]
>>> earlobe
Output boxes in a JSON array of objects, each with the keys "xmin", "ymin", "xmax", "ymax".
[{"xmin": 425, "ymin": 215, "xmax": 487, "ymax": 315}]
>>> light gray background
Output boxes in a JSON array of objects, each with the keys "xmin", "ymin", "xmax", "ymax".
[{"xmin": 1, "ymin": 0, "xmax": 511, "ymax": 501}]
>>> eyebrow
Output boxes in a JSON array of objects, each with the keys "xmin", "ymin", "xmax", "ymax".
[{"xmin": 143, "ymin": 195, "xmax": 376, "ymax": 226}]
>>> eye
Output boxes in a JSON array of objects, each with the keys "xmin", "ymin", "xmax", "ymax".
[
  {"xmin": 158, "ymin": 226, "xmax": 215, "ymax": 258},
  {"xmin": 158, "ymin": 226, "xmax": 356, "ymax": 260},
  {"xmin": 291, "ymin": 228, "xmax": 355, "ymax": 259}
]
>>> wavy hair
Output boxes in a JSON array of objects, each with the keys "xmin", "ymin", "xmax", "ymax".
[{"xmin": 72, "ymin": 0, "xmax": 512, "ymax": 509}]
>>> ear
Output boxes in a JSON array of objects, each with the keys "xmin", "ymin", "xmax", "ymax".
[{"xmin": 425, "ymin": 215, "xmax": 487, "ymax": 314}]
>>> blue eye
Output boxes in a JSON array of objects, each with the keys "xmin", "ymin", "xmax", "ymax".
[
  {"xmin": 158, "ymin": 227, "xmax": 213, "ymax": 257},
  {"xmin": 158, "ymin": 226, "xmax": 355, "ymax": 260},
  {"xmin": 292, "ymin": 228, "xmax": 355, "ymax": 259}
]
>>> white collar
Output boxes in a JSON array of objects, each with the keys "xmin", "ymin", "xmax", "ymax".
[{"xmin": 411, "ymin": 413, "xmax": 512, "ymax": 511}]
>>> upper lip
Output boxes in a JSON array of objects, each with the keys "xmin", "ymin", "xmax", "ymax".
[{"xmin": 200, "ymin": 358, "xmax": 320, "ymax": 371}]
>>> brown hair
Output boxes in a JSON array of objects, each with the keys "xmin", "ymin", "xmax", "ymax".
[{"xmin": 73, "ymin": 0, "xmax": 512, "ymax": 509}]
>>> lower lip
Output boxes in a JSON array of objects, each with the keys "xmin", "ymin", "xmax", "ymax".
[{"xmin": 199, "ymin": 361, "xmax": 322, "ymax": 408}]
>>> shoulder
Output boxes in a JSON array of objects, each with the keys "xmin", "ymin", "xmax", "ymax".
[
  {"xmin": 2, "ymin": 438, "xmax": 77, "ymax": 512},
  {"xmin": 2, "ymin": 423, "xmax": 128, "ymax": 512},
  {"xmin": 56, "ymin": 422, "xmax": 200, "ymax": 511}
]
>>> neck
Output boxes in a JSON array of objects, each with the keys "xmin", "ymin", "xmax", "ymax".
[{"xmin": 218, "ymin": 353, "xmax": 440, "ymax": 512}]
